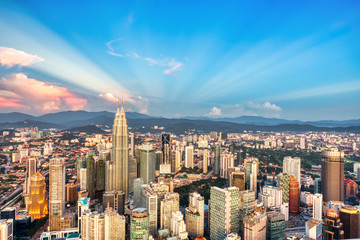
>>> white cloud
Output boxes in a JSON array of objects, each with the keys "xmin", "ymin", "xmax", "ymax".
[
  {"xmin": 263, "ymin": 101, "xmax": 282, "ymax": 111},
  {"xmin": 205, "ymin": 107, "xmax": 222, "ymax": 117},
  {"xmin": 246, "ymin": 101, "xmax": 282, "ymax": 117},
  {"xmin": 0, "ymin": 46, "xmax": 44, "ymax": 67},
  {"xmin": 163, "ymin": 63, "xmax": 182, "ymax": 75}
]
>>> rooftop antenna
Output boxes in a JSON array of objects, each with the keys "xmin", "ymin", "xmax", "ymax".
[{"xmin": 122, "ymin": 96, "xmax": 124, "ymax": 108}]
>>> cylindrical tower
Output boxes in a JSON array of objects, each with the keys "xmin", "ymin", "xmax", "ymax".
[
  {"xmin": 321, "ymin": 149, "xmax": 344, "ymax": 202},
  {"xmin": 289, "ymin": 175, "xmax": 300, "ymax": 213}
]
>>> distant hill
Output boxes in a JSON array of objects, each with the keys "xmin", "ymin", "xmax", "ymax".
[
  {"xmin": 0, "ymin": 111, "xmax": 359, "ymax": 134},
  {"xmin": 66, "ymin": 125, "xmax": 106, "ymax": 134}
]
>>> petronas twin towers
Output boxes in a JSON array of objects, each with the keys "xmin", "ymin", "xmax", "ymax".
[{"xmin": 105, "ymin": 104, "xmax": 129, "ymax": 201}]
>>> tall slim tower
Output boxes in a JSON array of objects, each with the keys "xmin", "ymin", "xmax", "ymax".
[
  {"xmin": 321, "ymin": 149, "xmax": 344, "ymax": 202},
  {"xmin": 283, "ymin": 156, "xmax": 301, "ymax": 187},
  {"xmin": 139, "ymin": 144, "xmax": 156, "ymax": 184},
  {"xmin": 185, "ymin": 146, "xmax": 194, "ymax": 168},
  {"xmin": 106, "ymin": 104, "xmax": 129, "ymax": 199},
  {"xmin": 49, "ymin": 158, "xmax": 66, "ymax": 231}
]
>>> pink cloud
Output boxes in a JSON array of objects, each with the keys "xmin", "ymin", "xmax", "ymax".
[
  {"xmin": 0, "ymin": 47, "xmax": 44, "ymax": 68},
  {"xmin": 99, "ymin": 92, "xmax": 149, "ymax": 114},
  {"xmin": 99, "ymin": 92, "xmax": 118, "ymax": 103},
  {"xmin": 0, "ymin": 73, "xmax": 87, "ymax": 113},
  {"xmin": 0, "ymin": 96, "xmax": 25, "ymax": 109}
]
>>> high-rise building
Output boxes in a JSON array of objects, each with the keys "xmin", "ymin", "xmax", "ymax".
[
  {"xmin": 203, "ymin": 149, "xmax": 209, "ymax": 174},
  {"xmin": 345, "ymin": 179, "xmax": 358, "ymax": 198},
  {"xmin": 128, "ymin": 154, "xmax": 138, "ymax": 193},
  {"xmin": 339, "ymin": 205, "xmax": 360, "ymax": 239},
  {"xmin": 185, "ymin": 192, "xmax": 204, "ymax": 238},
  {"xmin": 185, "ymin": 146, "xmax": 194, "ymax": 168},
  {"xmin": 160, "ymin": 192, "xmax": 180, "ymax": 229},
  {"xmin": 220, "ymin": 153, "xmax": 234, "ymax": 179},
  {"xmin": 81, "ymin": 210, "xmax": 105, "ymax": 240},
  {"xmin": 239, "ymin": 190, "xmax": 256, "ymax": 220},
  {"xmin": 259, "ymin": 186, "xmax": 282, "ymax": 209},
  {"xmin": 104, "ymin": 207, "xmax": 126, "ymax": 240},
  {"xmin": 65, "ymin": 183, "xmax": 77, "ymax": 203},
  {"xmin": 305, "ymin": 218, "xmax": 322, "ymax": 240},
  {"xmin": 280, "ymin": 203, "xmax": 289, "ymax": 221},
  {"xmin": 155, "ymin": 150, "xmax": 162, "ymax": 171},
  {"xmin": 162, "ymin": 133, "xmax": 171, "ymax": 165},
  {"xmin": 321, "ymin": 149, "xmax": 344, "ymax": 202},
  {"xmin": 77, "ymin": 197, "xmax": 90, "ymax": 234},
  {"xmin": 209, "ymin": 186, "xmax": 240, "ymax": 240},
  {"xmin": 214, "ymin": 144, "xmax": 221, "ymax": 175},
  {"xmin": 313, "ymin": 193, "xmax": 323, "ymax": 220},
  {"xmin": 95, "ymin": 159, "xmax": 105, "ymax": 191},
  {"xmin": 277, "ymin": 173, "xmax": 289, "ymax": 203},
  {"xmin": 244, "ymin": 158, "xmax": 259, "ymax": 195},
  {"xmin": 283, "ymin": 156, "xmax": 301, "ymax": 187},
  {"xmin": 0, "ymin": 219, "xmax": 13, "ymax": 240},
  {"xmin": 300, "ymin": 137, "xmax": 305, "ymax": 149},
  {"xmin": 134, "ymin": 178, "xmax": 145, "ymax": 207},
  {"xmin": 24, "ymin": 157, "xmax": 37, "ymax": 210},
  {"xmin": 130, "ymin": 208, "xmax": 149, "ymax": 240},
  {"xmin": 266, "ymin": 211, "xmax": 285, "ymax": 240},
  {"xmin": 28, "ymin": 171, "xmax": 48, "ymax": 220},
  {"xmin": 314, "ymin": 178, "xmax": 321, "ymax": 194},
  {"xmin": 80, "ymin": 168, "xmax": 87, "ymax": 191},
  {"xmin": 175, "ymin": 150, "xmax": 182, "ymax": 172},
  {"xmin": 230, "ymin": 168, "xmax": 245, "ymax": 191},
  {"xmin": 106, "ymin": 104, "xmax": 129, "ymax": 199},
  {"xmin": 141, "ymin": 186, "xmax": 158, "ymax": 236},
  {"xmin": 243, "ymin": 207, "xmax": 267, "ymax": 240},
  {"xmin": 49, "ymin": 158, "xmax": 66, "ymax": 231},
  {"xmin": 86, "ymin": 156, "xmax": 95, "ymax": 198},
  {"xmin": 289, "ymin": 175, "xmax": 300, "ymax": 213},
  {"xmin": 323, "ymin": 209, "xmax": 344, "ymax": 240},
  {"xmin": 139, "ymin": 144, "xmax": 156, "ymax": 184},
  {"xmin": 170, "ymin": 211, "xmax": 188, "ymax": 240},
  {"xmin": 103, "ymin": 191, "xmax": 125, "ymax": 215}
]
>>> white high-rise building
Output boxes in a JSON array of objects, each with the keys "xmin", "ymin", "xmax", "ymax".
[
  {"xmin": 220, "ymin": 153, "xmax": 234, "ymax": 179},
  {"xmin": 175, "ymin": 150, "xmax": 182, "ymax": 172},
  {"xmin": 312, "ymin": 193, "xmax": 323, "ymax": 220},
  {"xmin": 49, "ymin": 158, "xmax": 66, "ymax": 231},
  {"xmin": 170, "ymin": 211, "xmax": 188, "ymax": 240},
  {"xmin": 0, "ymin": 219, "xmax": 13, "ymax": 240},
  {"xmin": 185, "ymin": 192, "xmax": 204, "ymax": 238},
  {"xmin": 259, "ymin": 186, "xmax": 282, "ymax": 208},
  {"xmin": 300, "ymin": 137, "xmax": 306, "ymax": 149},
  {"xmin": 160, "ymin": 192, "xmax": 180, "ymax": 229},
  {"xmin": 244, "ymin": 158, "xmax": 259, "ymax": 195},
  {"xmin": 141, "ymin": 186, "xmax": 158, "ymax": 236},
  {"xmin": 104, "ymin": 207, "xmax": 126, "ymax": 240},
  {"xmin": 185, "ymin": 146, "xmax": 194, "ymax": 168},
  {"xmin": 283, "ymin": 156, "xmax": 301, "ymax": 187}
]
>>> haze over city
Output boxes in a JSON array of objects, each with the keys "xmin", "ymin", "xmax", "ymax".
[{"xmin": 0, "ymin": 1, "xmax": 359, "ymax": 120}]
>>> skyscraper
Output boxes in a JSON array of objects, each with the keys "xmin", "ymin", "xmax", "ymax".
[
  {"xmin": 86, "ymin": 155, "xmax": 95, "ymax": 198},
  {"xmin": 104, "ymin": 104, "xmax": 129, "ymax": 211},
  {"xmin": 323, "ymin": 209, "xmax": 344, "ymax": 240},
  {"xmin": 107, "ymin": 104, "xmax": 129, "ymax": 198},
  {"xmin": 220, "ymin": 153, "xmax": 234, "ymax": 179},
  {"xmin": 104, "ymin": 207, "xmax": 126, "ymax": 240},
  {"xmin": 214, "ymin": 144, "xmax": 221, "ymax": 175},
  {"xmin": 0, "ymin": 219, "xmax": 13, "ymax": 240},
  {"xmin": 210, "ymin": 187, "xmax": 240, "ymax": 240},
  {"xmin": 24, "ymin": 157, "xmax": 37, "ymax": 210},
  {"xmin": 28, "ymin": 171, "xmax": 48, "ymax": 220},
  {"xmin": 277, "ymin": 173, "xmax": 289, "ymax": 203},
  {"xmin": 266, "ymin": 211, "xmax": 285, "ymax": 240},
  {"xmin": 339, "ymin": 206, "xmax": 360, "ymax": 239},
  {"xmin": 161, "ymin": 133, "xmax": 171, "ymax": 165},
  {"xmin": 243, "ymin": 207, "xmax": 267, "ymax": 240},
  {"xmin": 321, "ymin": 149, "xmax": 344, "ymax": 202},
  {"xmin": 289, "ymin": 175, "xmax": 300, "ymax": 213},
  {"xmin": 230, "ymin": 168, "xmax": 245, "ymax": 191},
  {"xmin": 283, "ymin": 156, "xmax": 301, "ymax": 187},
  {"xmin": 139, "ymin": 144, "xmax": 156, "ymax": 184},
  {"xmin": 160, "ymin": 192, "xmax": 180, "ymax": 229},
  {"xmin": 141, "ymin": 186, "xmax": 158, "ymax": 236},
  {"xmin": 170, "ymin": 211, "xmax": 188, "ymax": 239},
  {"xmin": 244, "ymin": 157, "xmax": 259, "ymax": 195},
  {"xmin": 185, "ymin": 146, "xmax": 194, "ymax": 168},
  {"xmin": 49, "ymin": 158, "xmax": 66, "ymax": 231}
]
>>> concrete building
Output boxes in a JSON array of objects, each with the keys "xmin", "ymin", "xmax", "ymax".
[
  {"xmin": 239, "ymin": 190, "xmax": 256, "ymax": 220},
  {"xmin": 305, "ymin": 218, "xmax": 322, "ymax": 240},
  {"xmin": 321, "ymin": 149, "xmax": 344, "ymax": 202},
  {"xmin": 260, "ymin": 186, "xmax": 282, "ymax": 209},
  {"xmin": 203, "ymin": 149, "xmax": 209, "ymax": 174},
  {"xmin": 220, "ymin": 153, "xmax": 234, "ymax": 179},
  {"xmin": 65, "ymin": 183, "xmax": 78, "ymax": 203},
  {"xmin": 339, "ymin": 205, "xmax": 360, "ymax": 239},
  {"xmin": 160, "ymin": 192, "xmax": 180, "ymax": 230},
  {"xmin": 214, "ymin": 144, "xmax": 221, "ymax": 175},
  {"xmin": 141, "ymin": 186, "xmax": 158, "ymax": 236},
  {"xmin": 283, "ymin": 156, "xmax": 301, "ymax": 187},
  {"xmin": 266, "ymin": 211, "xmax": 285, "ymax": 240},
  {"xmin": 103, "ymin": 191, "xmax": 125, "ymax": 215},
  {"xmin": 0, "ymin": 219, "xmax": 13, "ymax": 240},
  {"xmin": 209, "ymin": 187, "xmax": 240, "ymax": 240},
  {"xmin": 323, "ymin": 209, "xmax": 344, "ymax": 240},
  {"xmin": 244, "ymin": 158, "xmax": 259, "ymax": 195},
  {"xmin": 277, "ymin": 173, "xmax": 290, "ymax": 203},
  {"xmin": 312, "ymin": 193, "xmax": 323, "ymax": 220},
  {"xmin": 185, "ymin": 192, "xmax": 204, "ymax": 238},
  {"xmin": 139, "ymin": 144, "xmax": 156, "ymax": 184},
  {"xmin": 170, "ymin": 211, "xmax": 188, "ymax": 240},
  {"xmin": 104, "ymin": 207, "xmax": 126, "ymax": 240},
  {"xmin": 243, "ymin": 207, "xmax": 267, "ymax": 240},
  {"xmin": 229, "ymin": 167, "xmax": 245, "ymax": 191},
  {"xmin": 185, "ymin": 146, "xmax": 194, "ymax": 168},
  {"xmin": 130, "ymin": 208, "xmax": 149, "ymax": 240}
]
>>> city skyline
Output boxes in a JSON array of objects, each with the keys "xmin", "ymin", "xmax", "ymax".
[{"xmin": 0, "ymin": 0, "xmax": 360, "ymax": 121}]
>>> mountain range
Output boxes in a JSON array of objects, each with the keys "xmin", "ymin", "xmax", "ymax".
[{"xmin": 0, "ymin": 111, "xmax": 359, "ymax": 134}]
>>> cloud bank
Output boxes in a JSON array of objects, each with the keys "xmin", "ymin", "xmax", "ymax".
[{"xmin": 0, "ymin": 47, "xmax": 44, "ymax": 67}]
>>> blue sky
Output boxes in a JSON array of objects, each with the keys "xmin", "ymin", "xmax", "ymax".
[{"xmin": 0, "ymin": 0, "xmax": 359, "ymax": 120}]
